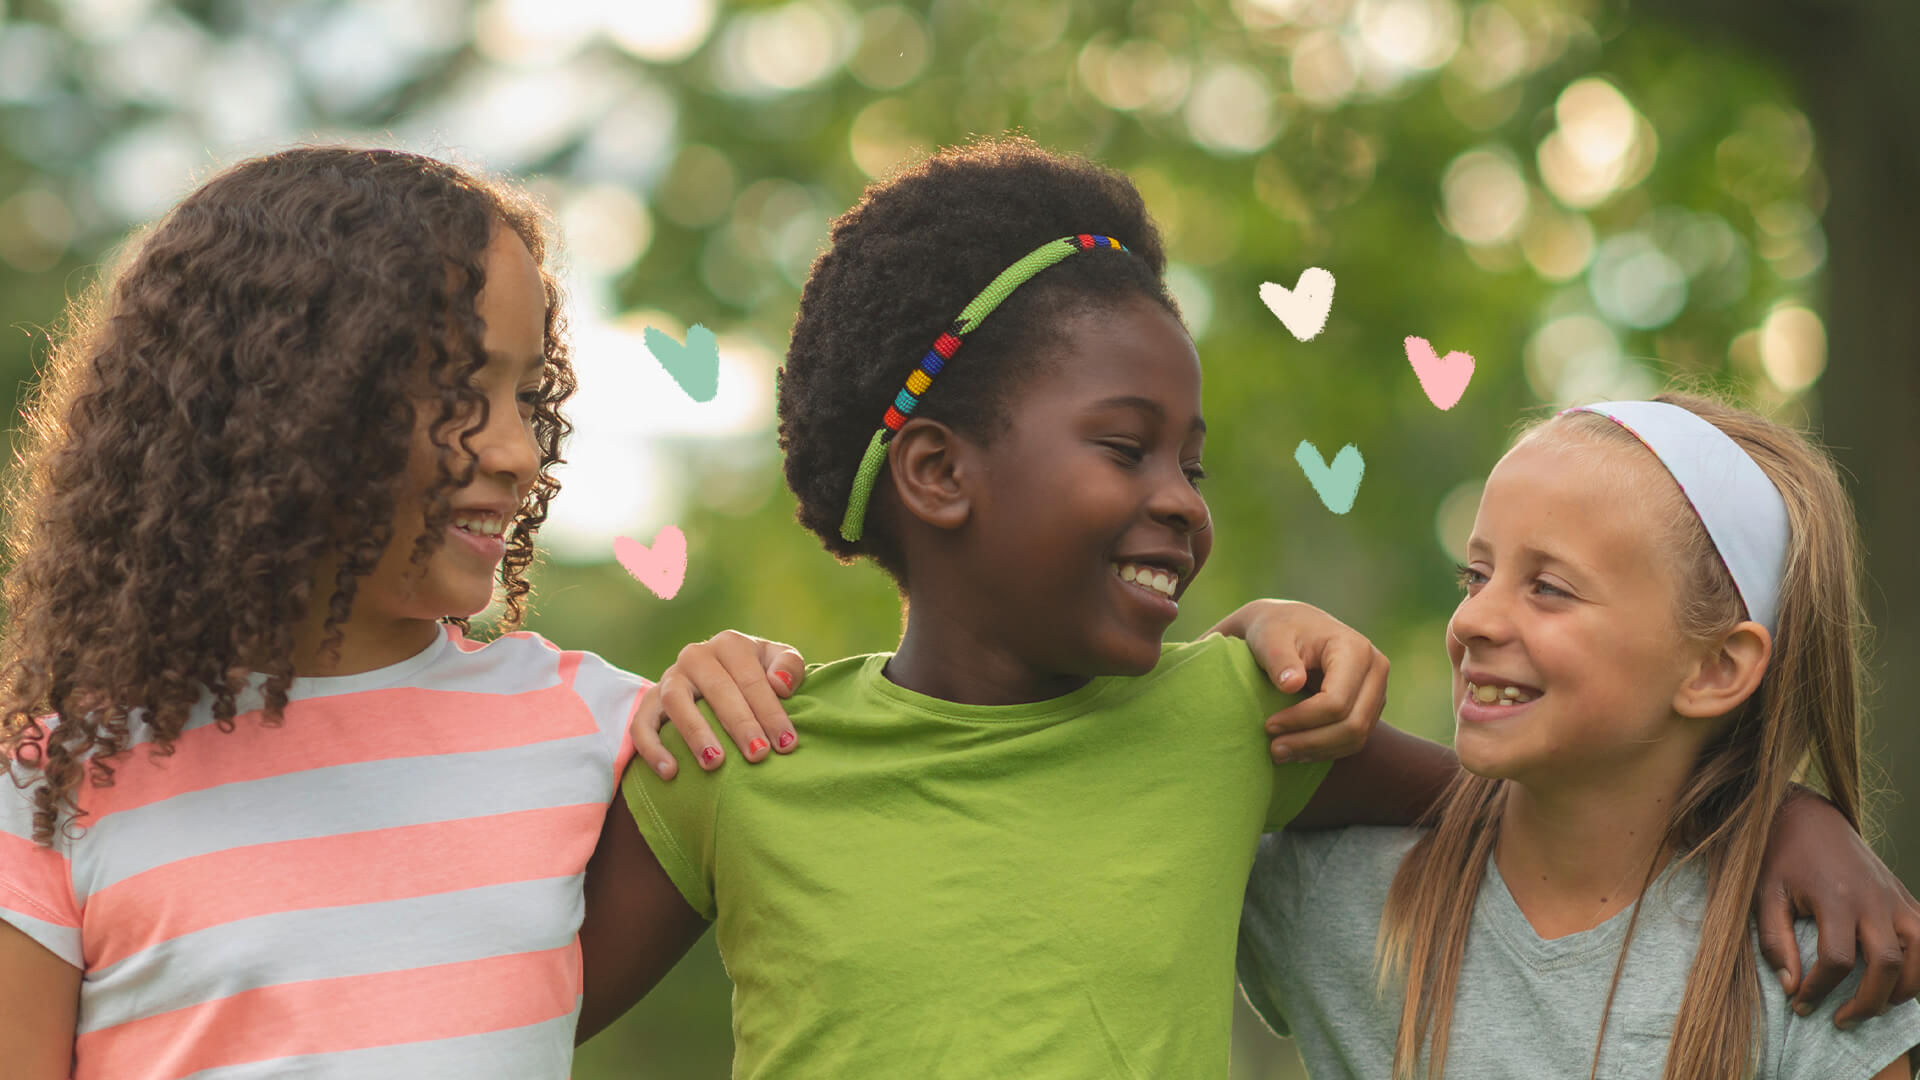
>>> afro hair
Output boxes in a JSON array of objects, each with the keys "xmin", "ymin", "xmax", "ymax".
[{"xmin": 778, "ymin": 135, "xmax": 1179, "ymax": 582}]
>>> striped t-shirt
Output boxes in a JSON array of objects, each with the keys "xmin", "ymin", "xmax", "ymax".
[{"xmin": 0, "ymin": 625, "xmax": 642, "ymax": 1079}]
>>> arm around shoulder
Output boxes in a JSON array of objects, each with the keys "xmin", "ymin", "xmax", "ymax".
[
  {"xmin": 0, "ymin": 919, "xmax": 79, "ymax": 1079},
  {"xmin": 1282, "ymin": 722, "xmax": 1458, "ymax": 831},
  {"xmin": 575, "ymin": 793, "xmax": 711, "ymax": 1044}
]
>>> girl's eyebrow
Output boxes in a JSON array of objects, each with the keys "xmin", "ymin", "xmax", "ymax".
[
  {"xmin": 1464, "ymin": 537, "xmax": 1593, "ymax": 579},
  {"xmin": 1090, "ymin": 394, "xmax": 1207, "ymax": 435},
  {"xmin": 486, "ymin": 350, "xmax": 547, "ymax": 376}
]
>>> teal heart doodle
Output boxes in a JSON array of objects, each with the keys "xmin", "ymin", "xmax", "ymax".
[
  {"xmin": 1294, "ymin": 441, "xmax": 1365, "ymax": 515},
  {"xmin": 643, "ymin": 323, "xmax": 720, "ymax": 403}
]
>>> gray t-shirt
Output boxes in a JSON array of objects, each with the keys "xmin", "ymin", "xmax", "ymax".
[{"xmin": 1237, "ymin": 826, "xmax": 1920, "ymax": 1079}]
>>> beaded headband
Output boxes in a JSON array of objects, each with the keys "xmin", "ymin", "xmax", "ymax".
[
  {"xmin": 838, "ymin": 233, "xmax": 1131, "ymax": 542},
  {"xmin": 1560, "ymin": 400, "xmax": 1791, "ymax": 633}
]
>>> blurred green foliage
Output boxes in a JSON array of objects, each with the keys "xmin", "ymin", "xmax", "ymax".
[{"xmin": 0, "ymin": 0, "xmax": 1901, "ymax": 1077}]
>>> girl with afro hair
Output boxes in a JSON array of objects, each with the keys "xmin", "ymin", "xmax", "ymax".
[
  {"xmin": 0, "ymin": 146, "xmax": 811, "ymax": 1079},
  {"xmin": 609, "ymin": 136, "xmax": 1910, "ymax": 1076}
]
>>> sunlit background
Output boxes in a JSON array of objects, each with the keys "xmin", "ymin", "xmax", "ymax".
[{"xmin": 0, "ymin": 0, "xmax": 1910, "ymax": 1076}]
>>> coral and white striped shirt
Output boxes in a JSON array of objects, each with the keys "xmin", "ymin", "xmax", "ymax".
[{"xmin": 0, "ymin": 625, "xmax": 641, "ymax": 1079}]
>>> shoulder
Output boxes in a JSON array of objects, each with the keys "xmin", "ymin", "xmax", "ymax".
[
  {"xmin": 441, "ymin": 628, "xmax": 649, "ymax": 698},
  {"xmin": 1138, "ymin": 634, "xmax": 1295, "ymax": 718},
  {"xmin": 1250, "ymin": 825, "xmax": 1417, "ymax": 914}
]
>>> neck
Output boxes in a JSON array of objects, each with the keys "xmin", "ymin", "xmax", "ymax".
[
  {"xmin": 1494, "ymin": 763, "xmax": 1688, "ymax": 940},
  {"xmin": 888, "ymin": 596, "xmax": 1089, "ymax": 706},
  {"xmin": 287, "ymin": 591, "xmax": 442, "ymax": 679}
]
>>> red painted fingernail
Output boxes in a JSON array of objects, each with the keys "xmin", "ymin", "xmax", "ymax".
[
  {"xmin": 748, "ymin": 738, "xmax": 769, "ymax": 756},
  {"xmin": 700, "ymin": 746, "xmax": 723, "ymax": 766},
  {"xmin": 777, "ymin": 731, "xmax": 795, "ymax": 751},
  {"xmin": 772, "ymin": 670, "xmax": 794, "ymax": 692}
]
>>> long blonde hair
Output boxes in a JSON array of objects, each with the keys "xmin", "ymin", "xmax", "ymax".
[{"xmin": 1376, "ymin": 391, "xmax": 1868, "ymax": 1080}]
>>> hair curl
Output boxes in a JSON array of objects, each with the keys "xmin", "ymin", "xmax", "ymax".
[
  {"xmin": 0, "ymin": 147, "xmax": 576, "ymax": 845},
  {"xmin": 778, "ymin": 135, "xmax": 1178, "ymax": 583}
]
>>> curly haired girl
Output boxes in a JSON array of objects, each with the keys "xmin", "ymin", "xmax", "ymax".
[{"xmin": 0, "ymin": 146, "xmax": 806, "ymax": 1080}]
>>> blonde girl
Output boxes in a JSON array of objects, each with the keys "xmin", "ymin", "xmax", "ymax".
[{"xmin": 1238, "ymin": 392, "xmax": 1920, "ymax": 1079}]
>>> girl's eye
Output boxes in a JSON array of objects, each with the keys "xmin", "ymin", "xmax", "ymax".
[
  {"xmin": 1184, "ymin": 463, "xmax": 1207, "ymax": 488},
  {"xmin": 1102, "ymin": 441, "xmax": 1146, "ymax": 465},
  {"xmin": 1533, "ymin": 579, "xmax": 1569, "ymax": 598},
  {"xmin": 1454, "ymin": 563, "xmax": 1487, "ymax": 589},
  {"xmin": 517, "ymin": 388, "xmax": 542, "ymax": 409}
]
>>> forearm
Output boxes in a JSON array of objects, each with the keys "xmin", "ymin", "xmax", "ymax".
[{"xmin": 1284, "ymin": 723, "xmax": 1459, "ymax": 830}]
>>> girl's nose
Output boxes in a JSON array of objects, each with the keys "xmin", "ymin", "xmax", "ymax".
[
  {"xmin": 476, "ymin": 403, "xmax": 541, "ymax": 491},
  {"xmin": 1449, "ymin": 578, "xmax": 1511, "ymax": 646},
  {"xmin": 1149, "ymin": 468, "xmax": 1210, "ymax": 536}
]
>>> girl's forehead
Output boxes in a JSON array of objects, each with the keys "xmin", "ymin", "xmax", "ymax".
[
  {"xmin": 1035, "ymin": 300, "xmax": 1201, "ymax": 399},
  {"xmin": 1476, "ymin": 433, "xmax": 1679, "ymax": 561}
]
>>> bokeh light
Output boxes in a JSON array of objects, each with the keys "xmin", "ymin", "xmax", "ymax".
[
  {"xmin": 1587, "ymin": 232, "xmax": 1687, "ymax": 329},
  {"xmin": 606, "ymin": 0, "xmax": 717, "ymax": 64},
  {"xmin": 711, "ymin": 1, "xmax": 856, "ymax": 97},
  {"xmin": 1354, "ymin": 0, "xmax": 1461, "ymax": 81},
  {"xmin": 1183, "ymin": 61, "xmax": 1279, "ymax": 155},
  {"xmin": 1537, "ymin": 77, "xmax": 1656, "ymax": 209},
  {"xmin": 1434, "ymin": 478, "xmax": 1483, "ymax": 564},
  {"xmin": 560, "ymin": 184, "xmax": 653, "ymax": 276},
  {"xmin": 1290, "ymin": 30, "xmax": 1358, "ymax": 108},
  {"xmin": 1524, "ymin": 311, "xmax": 1653, "ymax": 403},
  {"xmin": 1078, "ymin": 36, "xmax": 1192, "ymax": 114},
  {"xmin": 848, "ymin": 96, "xmax": 922, "ymax": 177},
  {"xmin": 1441, "ymin": 146, "xmax": 1528, "ymax": 247},
  {"xmin": 848, "ymin": 6, "xmax": 930, "ymax": 90},
  {"xmin": 1518, "ymin": 204, "xmax": 1594, "ymax": 281},
  {"xmin": 1758, "ymin": 304, "xmax": 1826, "ymax": 394}
]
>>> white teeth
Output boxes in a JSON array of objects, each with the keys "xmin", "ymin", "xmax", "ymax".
[
  {"xmin": 455, "ymin": 514, "xmax": 505, "ymax": 538},
  {"xmin": 1113, "ymin": 563, "xmax": 1179, "ymax": 599},
  {"xmin": 1466, "ymin": 681, "xmax": 1537, "ymax": 706}
]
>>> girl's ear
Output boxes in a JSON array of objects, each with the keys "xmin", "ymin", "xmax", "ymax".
[
  {"xmin": 887, "ymin": 418, "xmax": 973, "ymax": 531},
  {"xmin": 1674, "ymin": 622, "xmax": 1772, "ymax": 720}
]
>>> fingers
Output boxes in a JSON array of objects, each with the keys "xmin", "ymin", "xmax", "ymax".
[
  {"xmin": 1895, "ymin": 899, "xmax": 1920, "ymax": 1005},
  {"xmin": 1753, "ymin": 882, "xmax": 1803, "ymax": 997},
  {"xmin": 655, "ymin": 666, "xmax": 730, "ymax": 772},
  {"xmin": 628, "ymin": 682, "xmax": 680, "ymax": 781},
  {"xmin": 1793, "ymin": 900, "xmax": 1861, "ymax": 1016},
  {"xmin": 1832, "ymin": 922, "xmax": 1905, "ymax": 1029},
  {"xmin": 1254, "ymin": 639, "xmax": 1307, "ymax": 696},
  {"xmin": 662, "ymin": 637, "xmax": 765, "ymax": 767},
  {"xmin": 1266, "ymin": 645, "xmax": 1388, "ymax": 763},
  {"xmin": 703, "ymin": 632, "xmax": 799, "ymax": 757},
  {"xmin": 757, "ymin": 640, "xmax": 807, "ymax": 702}
]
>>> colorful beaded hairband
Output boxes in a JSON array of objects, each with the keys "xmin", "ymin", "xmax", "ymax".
[{"xmin": 839, "ymin": 233, "xmax": 1131, "ymax": 542}]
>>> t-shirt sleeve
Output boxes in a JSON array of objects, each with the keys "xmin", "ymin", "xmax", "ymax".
[
  {"xmin": 618, "ymin": 707, "xmax": 725, "ymax": 920},
  {"xmin": 1772, "ymin": 921, "xmax": 1920, "ymax": 1078},
  {"xmin": 1205, "ymin": 635, "xmax": 1331, "ymax": 829},
  {"xmin": 0, "ymin": 759, "xmax": 84, "ymax": 969},
  {"xmin": 1236, "ymin": 829, "xmax": 1339, "ymax": 1038},
  {"xmin": 566, "ymin": 649, "xmax": 650, "ymax": 798}
]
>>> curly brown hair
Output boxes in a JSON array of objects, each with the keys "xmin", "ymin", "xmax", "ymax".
[
  {"xmin": 778, "ymin": 136, "xmax": 1177, "ymax": 583},
  {"xmin": 0, "ymin": 147, "xmax": 577, "ymax": 845}
]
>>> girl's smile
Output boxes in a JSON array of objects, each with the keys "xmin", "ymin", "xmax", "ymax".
[
  {"xmin": 885, "ymin": 294, "xmax": 1209, "ymax": 704},
  {"xmin": 1447, "ymin": 431, "xmax": 1704, "ymax": 788}
]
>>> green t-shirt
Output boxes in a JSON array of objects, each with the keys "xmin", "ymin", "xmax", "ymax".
[{"xmin": 620, "ymin": 634, "xmax": 1330, "ymax": 1079}]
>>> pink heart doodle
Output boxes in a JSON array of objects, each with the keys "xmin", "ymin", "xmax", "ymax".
[
  {"xmin": 614, "ymin": 526, "xmax": 688, "ymax": 600},
  {"xmin": 1403, "ymin": 337, "xmax": 1476, "ymax": 411}
]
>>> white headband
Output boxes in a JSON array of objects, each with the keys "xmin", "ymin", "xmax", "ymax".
[{"xmin": 1560, "ymin": 401, "xmax": 1791, "ymax": 634}]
